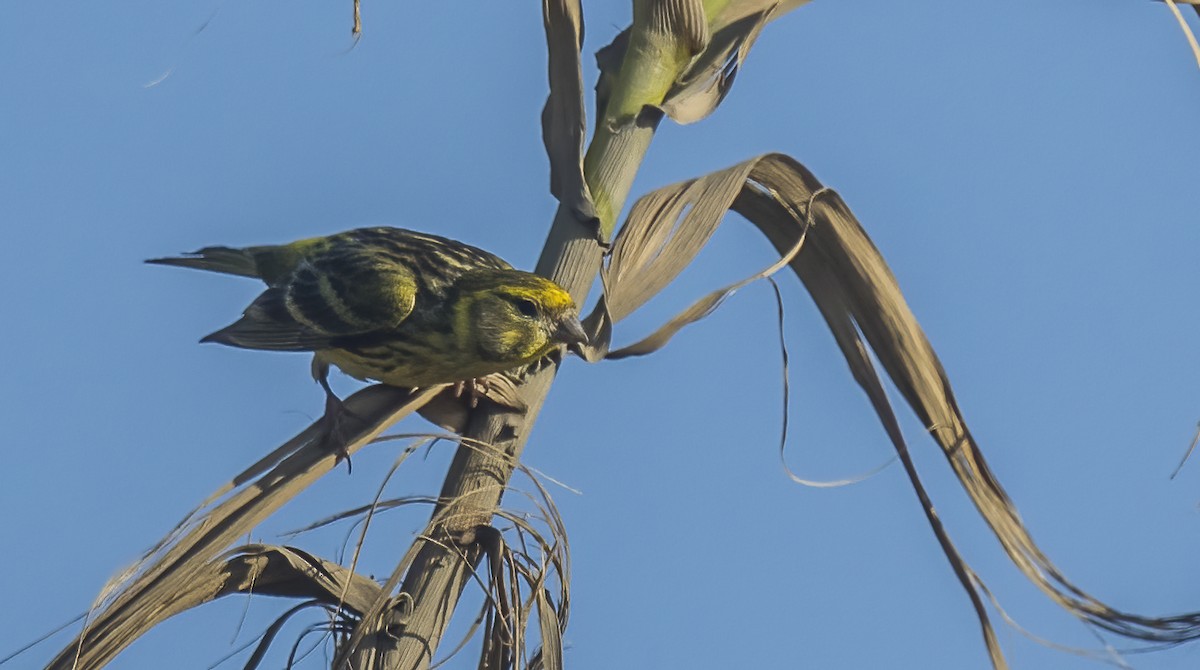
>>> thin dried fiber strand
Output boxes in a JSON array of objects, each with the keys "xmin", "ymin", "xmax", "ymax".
[
  {"xmin": 0, "ymin": 615, "xmax": 85, "ymax": 666},
  {"xmin": 330, "ymin": 432, "xmax": 570, "ymax": 669},
  {"xmin": 974, "ymin": 577, "xmax": 1140, "ymax": 668},
  {"xmin": 325, "ymin": 436, "xmax": 433, "ymax": 650},
  {"xmin": 770, "ymin": 189, "xmax": 898, "ymax": 489},
  {"xmin": 1164, "ymin": 0, "xmax": 1200, "ymax": 69},
  {"xmin": 1169, "ymin": 421, "xmax": 1200, "ymax": 479}
]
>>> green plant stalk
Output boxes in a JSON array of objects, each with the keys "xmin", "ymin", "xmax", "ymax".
[
  {"xmin": 348, "ymin": 2, "xmax": 738, "ymax": 666},
  {"xmin": 586, "ymin": 2, "xmax": 704, "ymax": 235}
]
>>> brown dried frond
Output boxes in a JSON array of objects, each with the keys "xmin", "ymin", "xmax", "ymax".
[
  {"xmin": 45, "ymin": 386, "xmax": 439, "ymax": 670},
  {"xmin": 585, "ymin": 153, "xmax": 1200, "ymax": 669}
]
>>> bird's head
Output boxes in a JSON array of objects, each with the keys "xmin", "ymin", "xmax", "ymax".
[{"xmin": 452, "ymin": 269, "xmax": 587, "ymax": 367}]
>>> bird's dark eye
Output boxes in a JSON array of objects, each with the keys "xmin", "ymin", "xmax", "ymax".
[{"xmin": 515, "ymin": 298, "xmax": 539, "ymax": 318}]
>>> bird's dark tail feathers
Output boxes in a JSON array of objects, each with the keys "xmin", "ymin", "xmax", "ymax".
[
  {"xmin": 146, "ymin": 246, "xmax": 260, "ymax": 278},
  {"xmin": 199, "ymin": 288, "xmax": 331, "ymax": 351}
]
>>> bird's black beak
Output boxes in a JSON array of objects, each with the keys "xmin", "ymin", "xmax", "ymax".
[{"xmin": 555, "ymin": 315, "xmax": 589, "ymax": 347}]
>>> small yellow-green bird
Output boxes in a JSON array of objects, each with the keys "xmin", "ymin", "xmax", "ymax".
[{"xmin": 149, "ymin": 226, "xmax": 587, "ymax": 430}]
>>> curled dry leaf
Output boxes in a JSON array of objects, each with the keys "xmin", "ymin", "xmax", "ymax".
[
  {"xmin": 541, "ymin": 0, "xmax": 597, "ymax": 224},
  {"xmin": 589, "ymin": 153, "xmax": 1200, "ymax": 668},
  {"xmin": 46, "ymin": 544, "xmax": 381, "ymax": 670},
  {"xmin": 596, "ymin": 1, "xmax": 812, "ymax": 124},
  {"xmin": 45, "ymin": 385, "xmax": 441, "ymax": 670}
]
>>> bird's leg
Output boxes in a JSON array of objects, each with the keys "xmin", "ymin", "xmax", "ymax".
[
  {"xmin": 451, "ymin": 378, "xmax": 484, "ymax": 408},
  {"xmin": 313, "ymin": 357, "xmax": 356, "ymax": 473},
  {"xmin": 450, "ymin": 374, "xmax": 526, "ymax": 412}
]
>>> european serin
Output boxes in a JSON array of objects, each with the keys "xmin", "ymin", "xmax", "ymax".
[{"xmin": 149, "ymin": 226, "xmax": 586, "ymax": 437}]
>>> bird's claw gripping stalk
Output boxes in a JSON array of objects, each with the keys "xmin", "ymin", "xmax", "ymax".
[{"xmin": 316, "ymin": 374, "xmax": 363, "ymax": 474}]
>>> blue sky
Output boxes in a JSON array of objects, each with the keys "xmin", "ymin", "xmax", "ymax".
[{"xmin": 3, "ymin": 2, "xmax": 1200, "ymax": 668}]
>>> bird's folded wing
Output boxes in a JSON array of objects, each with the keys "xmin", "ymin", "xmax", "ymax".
[{"xmin": 203, "ymin": 252, "xmax": 419, "ymax": 352}]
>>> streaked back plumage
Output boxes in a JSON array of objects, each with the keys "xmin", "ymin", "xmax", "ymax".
[{"xmin": 149, "ymin": 226, "xmax": 584, "ymax": 389}]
